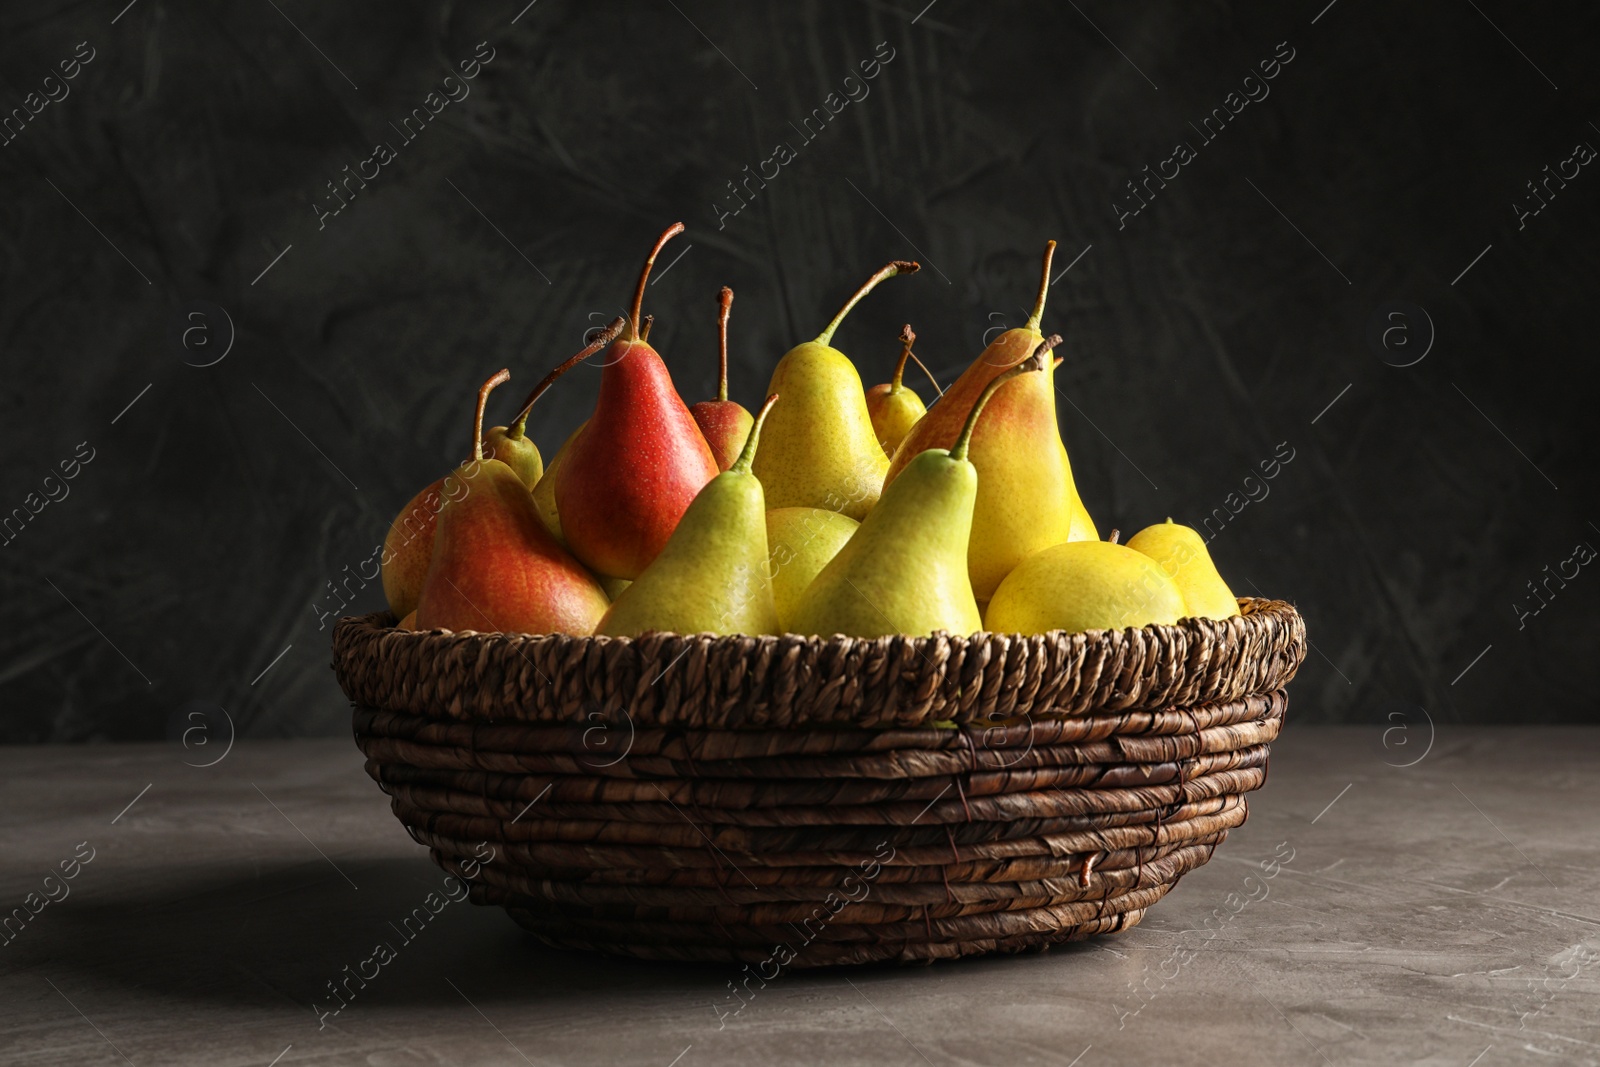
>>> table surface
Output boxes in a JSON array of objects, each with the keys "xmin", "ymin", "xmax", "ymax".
[{"xmin": 2, "ymin": 726, "xmax": 1597, "ymax": 1067}]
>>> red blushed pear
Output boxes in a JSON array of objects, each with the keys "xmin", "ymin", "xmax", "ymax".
[
  {"xmin": 415, "ymin": 369, "xmax": 609, "ymax": 635},
  {"xmin": 377, "ymin": 321, "xmax": 625, "ymax": 620},
  {"xmin": 886, "ymin": 241, "xmax": 1097, "ymax": 600},
  {"xmin": 554, "ymin": 223, "xmax": 719, "ymax": 579},
  {"xmin": 689, "ymin": 286, "xmax": 755, "ymax": 471}
]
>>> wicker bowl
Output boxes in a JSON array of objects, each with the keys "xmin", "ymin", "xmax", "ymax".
[{"xmin": 332, "ymin": 597, "xmax": 1305, "ymax": 967}]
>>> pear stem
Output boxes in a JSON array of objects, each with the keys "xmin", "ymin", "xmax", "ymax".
[
  {"xmin": 628, "ymin": 222, "xmax": 684, "ymax": 342},
  {"xmin": 949, "ymin": 335, "xmax": 1058, "ymax": 462},
  {"xmin": 909, "ymin": 350, "xmax": 944, "ymax": 396},
  {"xmin": 731, "ymin": 394, "xmax": 779, "ymax": 475},
  {"xmin": 640, "ymin": 314, "xmax": 654, "ymax": 342},
  {"xmin": 892, "ymin": 324, "xmax": 914, "ymax": 390},
  {"xmin": 1025, "ymin": 240, "xmax": 1057, "ymax": 332},
  {"xmin": 1108, "ymin": 529, "xmax": 1121, "ymax": 545},
  {"xmin": 814, "ymin": 260, "xmax": 919, "ymax": 347},
  {"xmin": 473, "ymin": 369, "xmax": 511, "ymax": 464},
  {"xmin": 507, "ymin": 317, "xmax": 627, "ymax": 434},
  {"xmin": 717, "ymin": 286, "xmax": 733, "ymax": 402}
]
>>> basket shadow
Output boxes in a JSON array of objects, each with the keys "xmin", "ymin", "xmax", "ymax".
[{"xmin": 27, "ymin": 855, "xmax": 741, "ymax": 1012}]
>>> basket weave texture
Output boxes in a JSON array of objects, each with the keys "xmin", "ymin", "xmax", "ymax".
[{"xmin": 334, "ymin": 598, "xmax": 1306, "ymax": 966}]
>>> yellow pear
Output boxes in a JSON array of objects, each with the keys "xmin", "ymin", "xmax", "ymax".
[
  {"xmin": 886, "ymin": 242, "xmax": 1096, "ymax": 600},
  {"xmin": 531, "ymin": 420, "xmax": 585, "ymax": 544},
  {"xmin": 864, "ymin": 325, "xmax": 928, "ymax": 456},
  {"xmin": 753, "ymin": 261, "xmax": 919, "ymax": 519},
  {"xmin": 1126, "ymin": 519, "xmax": 1240, "ymax": 620},
  {"xmin": 789, "ymin": 344, "xmax": 1050, "ymax": 639},
  {"xmin": 597, "ymin": 397, "xmax": 781, "ymax": 637},
  {"xmin": 764, "ymin": 507, "xmax": 860, "ymax": 632},
  {"xmin": 985, "ymin": 540, "xmax": 1186, "ymax": 635}
]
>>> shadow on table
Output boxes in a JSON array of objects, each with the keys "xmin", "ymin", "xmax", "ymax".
[
  {"xmin": 13, "ymin": 855, "xmax": 733, "ymax": 1013},
  {"xmin": 15, "ymin": 854, "xmax": 1093, "ymax": 1016}
]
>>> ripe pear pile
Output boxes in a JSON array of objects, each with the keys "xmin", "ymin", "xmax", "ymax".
[{"xmin": 382, "ymin": 226, "xmax": 1244, "ymax": 644}]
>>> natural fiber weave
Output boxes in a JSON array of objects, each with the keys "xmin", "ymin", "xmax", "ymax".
[{"xmin": 335, "ymin": 597, "xmax": 1305, "ymax": 966}]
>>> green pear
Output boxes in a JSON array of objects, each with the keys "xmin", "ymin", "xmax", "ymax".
[
  {"xmin": 788, "ymin": 342, "xmax": 1052, "ymax": 639},
  {"xmin": 1126, "ymin": 518, "xmax": 1240, "ymax": 620},
  {"xmin": 753, "ymin": 261, "xmax": 919, "ymax": 519},
  {"xmin": 985, "ymin": 539, "xmax": 1186, "ymax": 635},
  {"xmin": 764, "ymin": 507, "xmax": 860, "ymax": 632},
  {"xmin": 886, "ymin": 244, "xmax": 1097, "ymax": 601},
  {"xmin": 597, "ymin": 396, "xmax": 781, "ymax": 637},
  {"xmin": 480, "ymin": 422, "xmax": 542, "ymax": 489}
]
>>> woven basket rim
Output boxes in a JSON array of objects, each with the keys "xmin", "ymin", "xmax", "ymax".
[
  {"xmin": 342, "ymin": 596, "xmax": 1292, "ymax": 651},
  {"xmin": 332, "ymin": 597, "xmax": 1305, "ymax": 729}
]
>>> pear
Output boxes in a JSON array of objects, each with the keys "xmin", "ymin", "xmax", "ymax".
[
  {"xmin": 483, "ymin": 317, "xmax": 627, "ymax": 491},
  {"xmin": 764, "ymin": 506, "xmax": 860, "ymax": 632},
  {"xmin": 480, "ymin": 422, "xmax": 542, "ymax": 490},
  {"xmin": 887, "ymin": 241, "xmax": 1096, "ymax": 600},
  {"xmin": 753, "ymin": 261, "xmax": 919, "ymax": 519},
  {"xmin": 555, "ymin": 224, "xmax": 720, "ymax": 579},
  {"xmin": 381, "ymin": 477, "xmax": 447, "ymax": 619},
  {"xmin": 379, "ymin": 322, "xmax": 623, "ymax": 617},
  {"xmin": 397, "ymin": 610, "xmax": 417, "ymax": 630},
  {"xmin": 415, "ymin": 370, "xmax": 609, "ymax": 635},
  {"xmin": 531, "ymin": 421, "xmax": 583, "ymax": 543},
  {"xmin": 689, "ymin": 287, "xmax": 755, "ymax": 471},
  {"xmin": 865, "ymin": 325, "xmax": 928, "ymax": 456},
  {"xmin": 1126, "ymin": 519, "xmax": 1240, "ymax": 620},
  {"xmin": 789, "ymin": 342, "xmax": 1052, "ymax": 639},
  {"xmin": 1067, "ymin": 478, "xmax": 1099, "ymax": 541},
  {"xmin": 985, "ymin": 539, "xmax": 1186, "ymax": 636},
  {"xmin": 598, "ymin": 396, "xmax": 782, "ymax": 637}
]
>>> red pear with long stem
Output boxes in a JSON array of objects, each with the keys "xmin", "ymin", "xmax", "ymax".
[
  {"xmin": 554, "ymin": 223, "xmax": 719, "ymax": 579},
  {"xmin": 689, "ymin": 287, "xmax": 755, "ymax": 471}
]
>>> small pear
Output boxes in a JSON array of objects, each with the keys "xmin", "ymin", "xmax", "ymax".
[
  {"xmin": 985, "ymin": 540, "xmax": 1186, "ymax": 636},
  {"xmin": 689, "ymin": 287, "xmax": 755, "ymax": 471},
  {"xmin": 1126, "ymin": 519, "xmax": 1240, "ymax": 620},
  {"xmin": 754, "ymin": 261, "xmax": 919, "ymax": 519},
  {"xmin": 764, "ymin": 506, "xmax": 860, "ymax": 632},
  {"xmin": 397, "ymin": 609, "xmax": 417, "ymax": 630},
  {"xmin": 555, "ymin": 224, "xmax": 720, "ymax": 578},
  {"xmin": 789, "ymin": 344, "xmax": 1051, "ymax": 639},
  {"xmin": 887, "ymin": 242, "xmax": 1096, "ymax": 600},
  {"xmin": 865, "ymin": 325, "xmax": 928, "ymax": 455},
  {"xmin": 415, "ymin": 370, "xmax": 609, "ymax": 635},
  {"xmin": 531, "ymin": 420, "xmax": 584, "ymax": 543},
  {"xmin": 598, "ymin": 396, "xmax": 782, "ymax": 637},
  {"xmin": 480, "ymin": 423, "xmax": 542, "ymax": 490}
]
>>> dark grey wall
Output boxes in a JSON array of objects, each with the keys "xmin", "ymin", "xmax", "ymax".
[{"xmin": 1, "ymin": 1, "xmax": 1594, "ymax": 741}]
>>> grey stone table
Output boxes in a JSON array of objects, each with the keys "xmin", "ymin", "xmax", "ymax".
[{"xmin": 3, "ymin": 727, "xmax": 1597, "ymax": 1067}]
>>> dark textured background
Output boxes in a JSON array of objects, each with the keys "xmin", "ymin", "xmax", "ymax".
[{"xmin": 1, "ymin": 0, "xmax": 1594, "ymax": 742}]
